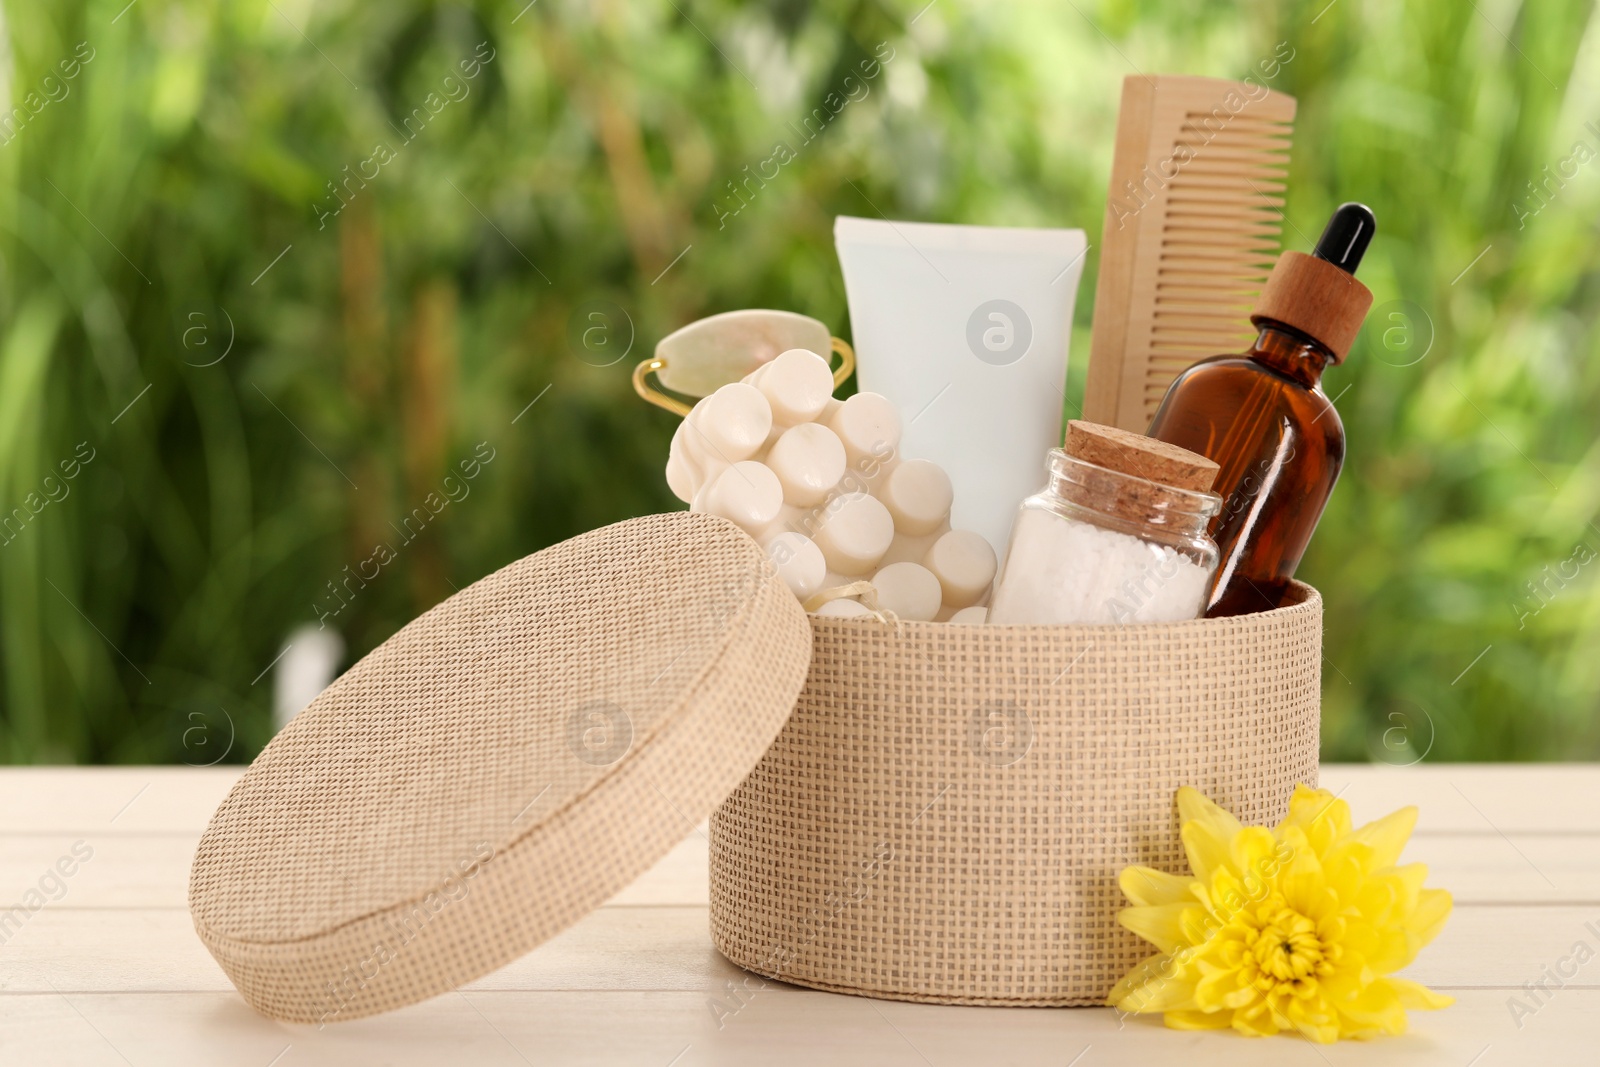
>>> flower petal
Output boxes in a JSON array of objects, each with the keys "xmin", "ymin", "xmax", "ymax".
[
  {"xmin": 1334, "ymin": 979, "xmax": 1410, "ymax": 1037},
  {"xmin": 1195, "ymin": 963, "xmax": 1258, "ymax": 1010},
  {"xmin": 1178, "ymin": 785, "xmax": 1243, "ymax": 839},
  {"xmin": 1164, "ymin": 1008, "xmax": 1235, "ymax": 1031},
  {"xmin": 1411, "ymin": 888, "xmax": 1453, "ymax": 946},
  {"xmin": 1228, "ymin": 826, "xmax": 1282, "ymax": 893},
  {"xmin": 1278, "ymin": 847, "xmax": 1328, "ymax": 917},
  {"xmin": 1118, "ymin": 903, "xmax": 1195, "ymax": 954},
  {"xmin": 1387, "ymin": 977, "xmax": 1454, "ymax": 1011},
  {"xmin": 1230, "ymin": 1000, "xmax": 1283, "ymax": 1037},
  {"xmin": 1350, "ymin": 806, "xmax": 1418, "ymax": 870},
  {"xmin": 1362, "ymin": 923, "xmax": 1418, "ymax": 975},
  {"xmin": 1281, "ymin": 784, "xmax": 1351, "ymax": 855},
  {"xmin": 1107, "ymin": 953, "xmax": 1166, "ymax": 1007},
  {"xmin": 1110, "ymin": 957, "xmax": 1200, "ymax": 1013},
  {"xmin": 1120, "ymin": 865, "xmax": 1198, "ymax": 907},
  {"xmin": 1180, "ymin": 801, "xmax": 1241, "ymax": 886}
]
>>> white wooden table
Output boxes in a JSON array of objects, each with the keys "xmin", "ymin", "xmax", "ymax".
[{"xmin": 2, "ymin": 765, "xmax": 1595, "ymax": 1065}]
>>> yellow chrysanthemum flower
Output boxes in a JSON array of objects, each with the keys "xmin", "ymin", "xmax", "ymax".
[{"xmin": 1108, "ymin": 784, "xmax": 1454, "ymax": 1043}]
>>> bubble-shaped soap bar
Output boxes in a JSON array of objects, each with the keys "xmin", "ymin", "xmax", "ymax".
[
  {"xmin": 664, "ymin": 347, "xmax": 994, "ymax": 619},
  {"xmin": 881, "ymin": 459, "xmax": 954, "ymax": 536},
  {"xmin": 758, "ymin": 348, "xmax": 835, "ymax": 424},
  {"xmin": 764, "ymin": 530, "xmax": 826, "ymax": 601},
  {"xmin": 702, "ymin": 461, "xmax": 782, "ymax": 534},
  {"xmin": 923, "ymin": 529, "xmax": 998, "ymax": 610},
  {"xmin": 665, "ymin": 447, "xmax": 696, "ymax": 503},
  {"xmin": 870, "ymin": 561, "xmax": 942, "ymax": 622},
  {"xmin": 815, "ymin": 492, "xmax": 894, "ymax": 574},
  {"xmin": 766, "ymin": 423, "xmax": 845, "ymax": 507},
  {"xmin": 696, "ymin": 383, "xmax": 771, "ymax": 462},
  {"xmin": 827, "ymin": 392, "xmax": 901, "ymax": 470}
]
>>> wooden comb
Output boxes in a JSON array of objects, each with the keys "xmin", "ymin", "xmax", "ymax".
[{"xmin": 1083, "ymin": 75, "xmax": 1296, "ymax": 431}]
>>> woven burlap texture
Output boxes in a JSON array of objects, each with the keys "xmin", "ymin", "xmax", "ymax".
[
  {"xmin": 189, "ymin": 513, "xmax": 812, "ymax": 1023},
  {"xmin": 711, "ymin": 582, "xmax": 1321, "ymax": 1006}
]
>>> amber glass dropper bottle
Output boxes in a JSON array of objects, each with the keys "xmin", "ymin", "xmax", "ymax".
[{"xmin": 1147, "ymin": 203, "xmax": 1375, "ymax": 617}]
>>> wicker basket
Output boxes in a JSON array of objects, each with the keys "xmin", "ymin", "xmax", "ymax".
[{"xmin": 709, "ymin": 582, "xmax": 1322, "ymax": 1006}]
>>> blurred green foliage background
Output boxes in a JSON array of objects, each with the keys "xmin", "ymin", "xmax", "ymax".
[{"xmin": 1, "ymin": 0, "xmax": 1597, "ymax": 763}]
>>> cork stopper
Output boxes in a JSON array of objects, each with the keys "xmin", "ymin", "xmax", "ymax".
[
  {"xmin": 1251, "ymin": 251, "xmax": 1374, "ymax": 363},
  {"xmin": 1056, "ymin": 422, "xmax": 1221, "ymax": 529},
  {"xmin": 1065, "ymin": 420, "xmax": 1219, "ymax": 492}
]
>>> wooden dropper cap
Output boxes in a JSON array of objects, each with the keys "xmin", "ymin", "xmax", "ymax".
[{"xmin": 1250, "ymin": 203, "xmax": 1376, "ymax": 364}]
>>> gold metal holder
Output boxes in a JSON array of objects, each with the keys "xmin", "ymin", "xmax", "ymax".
[{"xmin": 634, "ymin": 337, "xmax": 855, "ymax": 418}]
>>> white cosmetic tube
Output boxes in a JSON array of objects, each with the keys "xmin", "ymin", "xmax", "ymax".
[{"xmin": 834, "ymin": 216, "xmax": 1087, "ymax": 558}]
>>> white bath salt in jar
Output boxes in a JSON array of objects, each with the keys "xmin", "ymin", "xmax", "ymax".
[{"xmin": 987, "ymin": 421, "xmax": 1223, "ymax": 625}]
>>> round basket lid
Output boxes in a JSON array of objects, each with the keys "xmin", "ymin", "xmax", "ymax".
[{"xmin": 188, "ymin": 512, "xmax": 811, "ymax": 1023}]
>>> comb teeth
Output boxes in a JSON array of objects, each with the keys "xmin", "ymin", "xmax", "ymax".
[{"xmin": 1085, "ymin": 77, "xmax": 1297, "ymax": 431}]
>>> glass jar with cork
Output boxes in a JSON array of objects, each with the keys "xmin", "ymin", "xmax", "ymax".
[{"xmin": 987, "ymin": 421, "xmax": 1223, "ymax": 625}]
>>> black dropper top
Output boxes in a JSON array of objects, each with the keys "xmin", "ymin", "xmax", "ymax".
[{"xmin": 1311, "ymin": 202, "xmax": 1376, "ymax": 275}]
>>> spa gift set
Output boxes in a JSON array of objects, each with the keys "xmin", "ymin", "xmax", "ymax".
[{"xmin": 189, "ymin": 74, "xmax": 1450, "ymax": 1039}]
